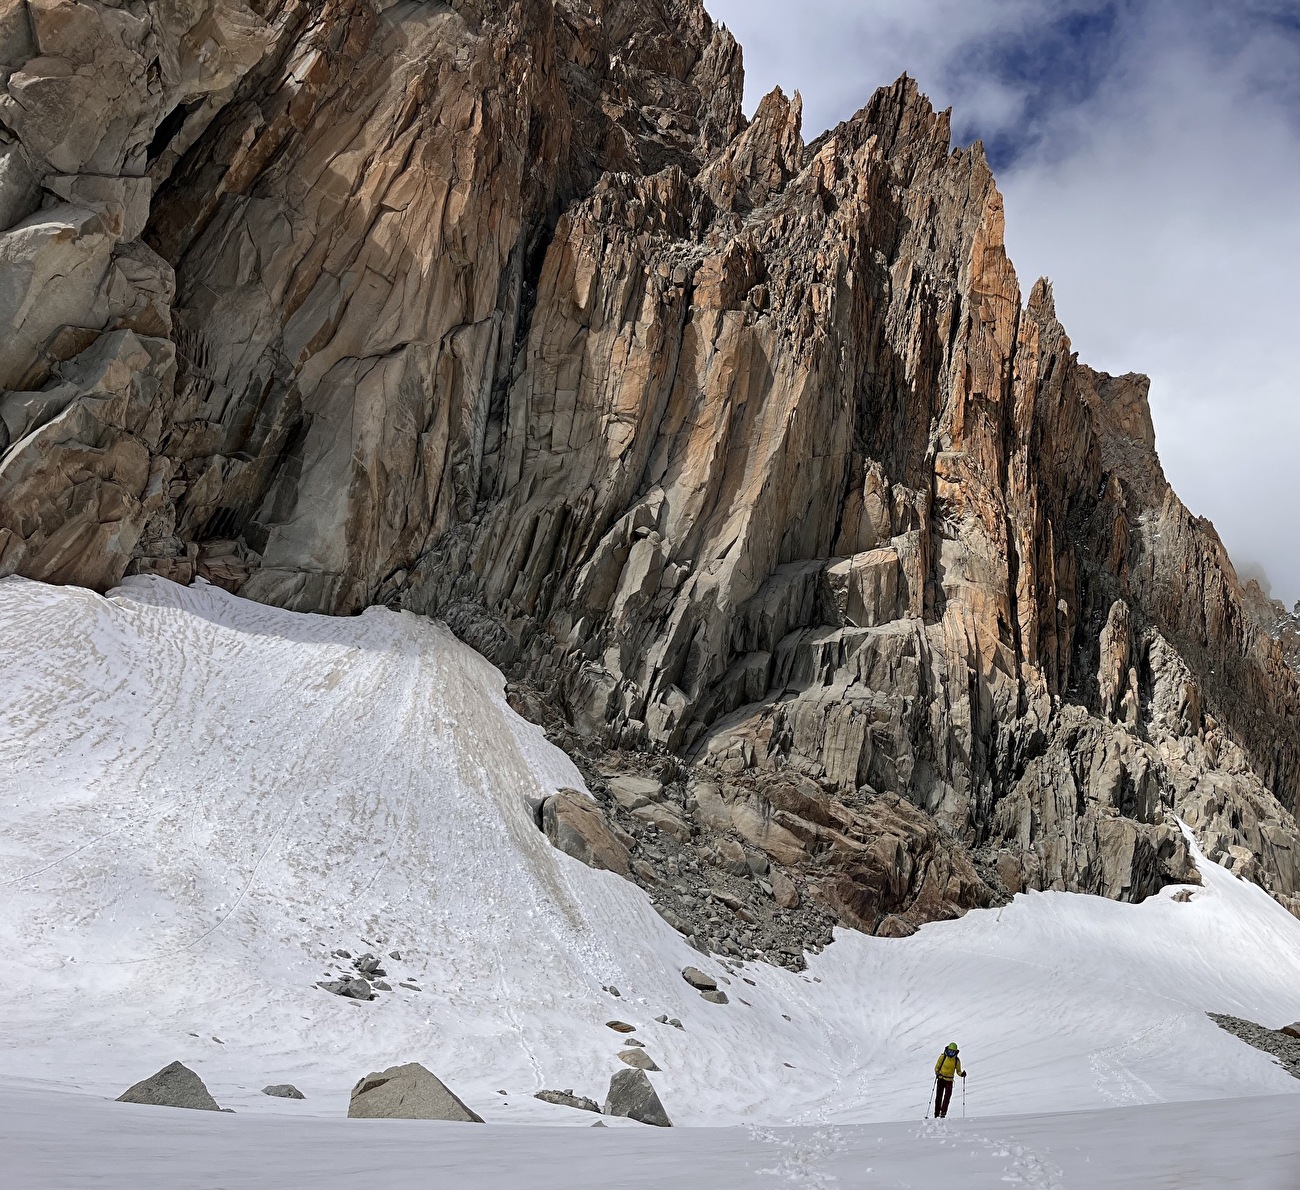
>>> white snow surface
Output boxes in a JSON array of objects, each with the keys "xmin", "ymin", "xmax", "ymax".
[{"xmin": 1, "ymin": 575, "xmax": 1298, "ymax": 1187}]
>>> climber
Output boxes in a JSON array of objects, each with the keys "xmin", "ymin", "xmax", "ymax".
[{"xmin": 933, "ymin": 1042, "xmax": 966, "ymax": 1118}]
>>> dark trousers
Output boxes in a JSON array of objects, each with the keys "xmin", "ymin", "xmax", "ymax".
[{"xmin": 934, "ymin": 1077, "xmax": 954, "ymax": 1117}]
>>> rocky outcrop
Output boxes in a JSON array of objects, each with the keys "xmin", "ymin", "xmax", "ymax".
[{"xmin": 1, "ymin": 0, "xmax": 1296, "ymax": 940}]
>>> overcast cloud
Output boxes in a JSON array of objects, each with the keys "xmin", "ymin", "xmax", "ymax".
[{"xmin": 706, "ymin": 0, "xmax": 1300, "ymax": 605}]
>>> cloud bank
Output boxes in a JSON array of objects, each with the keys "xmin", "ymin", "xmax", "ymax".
[{"xmin": 707, "ymin": 0, "xmax": 1300, "ymax": 604}]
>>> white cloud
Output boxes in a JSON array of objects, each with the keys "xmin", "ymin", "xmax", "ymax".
[{"xmin": 707, "ymin": 0, "xmax": 1300, "ymax": 603}]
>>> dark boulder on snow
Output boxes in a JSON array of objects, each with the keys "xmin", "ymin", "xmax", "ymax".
[
  {"xmin": 318, "ymin": 976, "xmax": 373, "ymax": 1000},
  {"xmin": 604, "ymin": 1068, "xmax": 671, "ymax": 1127},
  {"xmin": 605, "ymin": 1020, "xmax": 636, "ymax": 1033},
  {"xmin": 700, "ymin": 989, "xmax": 729, "ymax": 1004},
  {"xmin": 681, "ymin": 966, "xmax": 717, "ymax": 991},
  {"xmin": 1282, "ymin": 1022, "xmax": 1300, "ymax": 1040},
  {"xmin": 348, "ymin": 1062, "xmax": 484, "ymax": 1121},
  {"xmin": 116, "ymin": 1061, "xmax": 222, "ymax": 1111},
  {"xmin": 262, "ymin": 1084, "xmax": 305, "ymax": 1099},
  {"xmin": 534, "ymin": 1088, "xmax": 601, "ymax": 1113}
]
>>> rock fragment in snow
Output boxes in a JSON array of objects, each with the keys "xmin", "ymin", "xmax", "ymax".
[
  {"xmin": 701, "ymin": 989, "xmax": 729, "ymax": 1004},
  {"xmin": 389, "ymin": 950, "xmax": 401, "ymax": 961},
  {"xmin": 373, "ymin": 979, "xmax": 392, "ymax": 991},
  {"xmin": 1282, "ymin": 1022, "xmax": 1300, "ymax": 1040},
  {"xmin": 604, "ymin": 1068, "xmax": 671, "ymax": 1127},
  {"xmin": 681, "ymin": 966, "xmax": 717, "ymax": 991},
  {"xmin": 318, "ymin": 976, "xmax": 373, "ymax": 1000},
  {"xmin": 116, "ymin": 1061, "xmax": 222, "ymax": 1111},
  {"xmin": 398, "ymin": 981, "xmax": 420, "ymax": 991},
  {"xmin": 348, "ymin": 1063, "xmax": 484, "ymax": 1120},
  {"xmin": 262, "ymin": 1084, "xmax": 305, "ymax": 1099},
  {"xmin": 618, "ymin": 1049, "xmax": 661, "ymax": 1071},
  {"xmin": 621, "ymin": 1037, "xmax": 645, "ymax": 1047},
  {"xmin": 605, "ymin": 1020, "xmax": 636, "ymax": 1033},
  {"xmin": 534, "ymin": 1089, "xmax": 601, "ymax": 1113}
]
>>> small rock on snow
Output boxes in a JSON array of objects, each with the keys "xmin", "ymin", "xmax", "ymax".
[
  {"xmin": 680, "ymin": 966, "xmax": 717, "ymax": 991},
  {"xmin": 534, "ymin": 1089, "xmax": 601, "ymax": 1113},
  {"xmin": 618, "ymin": 1050, "xmax": 661, "ymax": 1071},
  {"xmin": 262, "ymin": 1084, "xmax": 305, "ymax": 1099}
]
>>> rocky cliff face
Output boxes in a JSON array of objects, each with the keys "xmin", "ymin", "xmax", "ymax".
[{"xmin": 2, "ymin": 0, "xmax": 1296, "ymax": 956}]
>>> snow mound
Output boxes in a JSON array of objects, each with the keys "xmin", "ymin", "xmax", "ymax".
[{"xmin": 1, "ymin": 575, "xmax": 1298, "ymax": 1126}]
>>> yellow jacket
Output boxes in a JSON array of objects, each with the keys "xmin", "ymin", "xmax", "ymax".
[{"xmin": 935, "ymin": 1051, "xmax": 963, "ymax": 1079}]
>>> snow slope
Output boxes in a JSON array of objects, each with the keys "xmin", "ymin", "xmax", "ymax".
[{"xmin": 1, "ymin": 575, "xmax": 1298, "ymax": 1151}]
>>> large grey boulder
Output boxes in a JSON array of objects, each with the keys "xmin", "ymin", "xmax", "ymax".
[
  {"xmin": 116, "ymin": 1061, "xmax": 221, "ymax": 1111},
  {"xmin": 1282, "ymin": 1022, "xmax": 1300, "ymax": 1040},
  {"xmin": 604, "ymin": 1068, "xmax": 671, "ymax": 1127},
  {"xmin": 541, "ymin": 790, "xmax": 632, "ymax": 877},
  {"xmin": 347, "ymin": 1062, "xmax": 483, "ymax": 1121}
]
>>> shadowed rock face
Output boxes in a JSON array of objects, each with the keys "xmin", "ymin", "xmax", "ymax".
[{"xmin": 1, "ymin": 0, "xmax": 1296, "ymax": 938}]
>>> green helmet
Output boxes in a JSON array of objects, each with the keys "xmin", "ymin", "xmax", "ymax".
[{"xmin": 946, "ymin": 1042, "xmax": 958, "ymax": 1053}]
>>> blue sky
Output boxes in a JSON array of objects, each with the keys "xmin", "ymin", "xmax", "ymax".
[{"xmin": 707, "ymin": 0, "xmax": 1300, "ymax": 604}]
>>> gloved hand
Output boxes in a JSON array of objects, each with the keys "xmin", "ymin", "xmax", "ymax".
[{"xmin": 960, "ymin": 1072, "xmax": 967, "ymax": 1078}]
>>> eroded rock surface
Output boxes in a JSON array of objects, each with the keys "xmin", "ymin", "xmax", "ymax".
[{"xmin": 1, "ymin": 0, "xmax": 1296, "ymax": 952}]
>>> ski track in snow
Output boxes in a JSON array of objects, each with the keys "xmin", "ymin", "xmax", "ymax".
[{"xmin": 1, "ymin": 574, "xmax": 1299, "ymax": 1178}]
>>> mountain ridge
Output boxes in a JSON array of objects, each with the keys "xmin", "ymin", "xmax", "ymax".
[{"xmin": 0, "ymin": 0, "xmax": 1295, "ymax": 948}]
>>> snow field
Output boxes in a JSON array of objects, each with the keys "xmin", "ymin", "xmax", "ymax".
[{"xmin": 0, "ymin": 574, "xmax": 1297, "ymax": 1155}]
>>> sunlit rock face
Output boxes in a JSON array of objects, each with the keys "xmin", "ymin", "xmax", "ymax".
[{"xmin": 0, "ymin": 0, "xmax": 1295, "ymax": 933}]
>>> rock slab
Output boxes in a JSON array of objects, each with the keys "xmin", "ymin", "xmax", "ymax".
[
  {"xmin": 618, "ymin": 1050, "xmax": 661, "ymax": 1071},
  {"xmin": 347, "ymin": 1063, "xmax": 484, "ymax": 1121},
  {"xmin": 534, "ymin": 1089, "xmax": 601, "ymax": 1113},
  {"xmin": 681, "ymin": 966, "xmax": 717, "ymax": 991}
]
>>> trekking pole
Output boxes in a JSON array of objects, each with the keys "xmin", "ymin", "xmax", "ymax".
[
  {"xmin": 925, "ymin": 1075, "xmax": 936, "ymax": 1119},
  {"xmin": 962, "ymin": 1075, "xmax": 967, "ymax": 1118}
]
